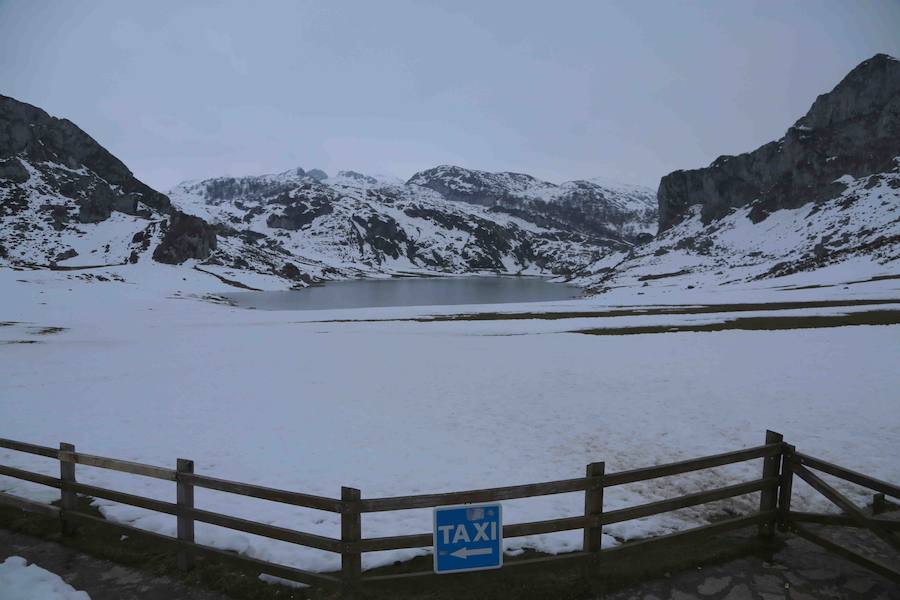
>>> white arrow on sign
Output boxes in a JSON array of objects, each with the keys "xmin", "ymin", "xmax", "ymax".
[{"xmin": 450, "ymin": 547, "xmax": 493, "ymax": 559}]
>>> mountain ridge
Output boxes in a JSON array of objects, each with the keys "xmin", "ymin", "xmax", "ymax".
[
  {"xmin": 168, "ymin": 164, "xmax": 651, "ymax": 283},
  {"xmin": 2, "ymin": 53, "xmax": 898, "ymax": 294},
  {"xmin": 407, "ymin": 164, "xmax": 657, "ymax": 240}
]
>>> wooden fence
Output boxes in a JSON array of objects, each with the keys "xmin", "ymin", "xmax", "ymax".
[{"xmin": 0, "ymin": 430, "xmax": 897, "ymax": 597}]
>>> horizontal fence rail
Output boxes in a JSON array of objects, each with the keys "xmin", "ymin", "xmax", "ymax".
[
  {"xmin": 182, "ymin": 472, "xmax": 343, "ymax": 513},
  {"xmin": 794, "ymin": 452, "xmax": 900, "ymax": 500},
  {"xmin": 601, "ymin": 477, "xmax": 777, "ymax": 526},
  {"xmin": 604, "ymin": 443, "xmax": 780, "ymax": 487},
  {"xmin": 2, "ymin": 432, "xmax": 897, "ymax": 594},
  {"xmin": 358, "ymin": 476, "xmax": 596, "ymax": 513},
  {"xmin": 61, "ymin": 450, "xmax": 177, "ymax": 481},
  {"xmin": 782, "ymin": 450, "xmax": 900, "ymax": 582},
  {"xmin": 0, "ymin": 437, "xmax": 343, "ymax": 588},
  {"xmin": 0, "ymin": 438, "xmax": 60, "ymax": 459}
]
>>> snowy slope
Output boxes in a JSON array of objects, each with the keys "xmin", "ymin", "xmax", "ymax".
[
  {"xmin": 1, "ymin": 264, "xmax": 898, "ymax": 575},
  {"xmin": 573, "ymin": 169, "xmax": 900, "ymax": 293},
  {"xmin": 0, "ymin": 158, "xmax": 167, "ymax": 267}
]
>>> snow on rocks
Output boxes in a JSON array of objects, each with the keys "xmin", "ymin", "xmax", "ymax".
[
  {"xmin": 573, "ymin": 170, "xmax": 900, "ymax": 294},
  {"xmin": 168, "ymin": 166, "xmax": 625, "ymax": 283}
]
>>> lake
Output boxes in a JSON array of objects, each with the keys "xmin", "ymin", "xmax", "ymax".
[{"xmin": 224, "ymin": 276, "xmax": 582, "ymax": 311}]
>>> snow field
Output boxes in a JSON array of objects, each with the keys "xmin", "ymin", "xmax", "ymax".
[{"xmin": 1, "ymin": 265, "xmax": 898, "ymax": 574}]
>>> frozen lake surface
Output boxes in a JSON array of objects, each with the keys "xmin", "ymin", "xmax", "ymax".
[{"xmin": 224, "ymin": 276, "xmax": 582, "ymax": 310}]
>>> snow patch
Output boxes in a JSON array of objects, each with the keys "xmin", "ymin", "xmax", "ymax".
[{"xmin": 0, "ymin": 557, "xmax": 91, "ymax": 600}]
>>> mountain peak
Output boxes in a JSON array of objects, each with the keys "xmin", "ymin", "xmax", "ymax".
[
  {"xmin": 657, "ymin": 52, "xmax": 900, "ymax": 232},
  {"xmin": 795, "ymin": 53, "xmax": 900, "ymax": 131}
]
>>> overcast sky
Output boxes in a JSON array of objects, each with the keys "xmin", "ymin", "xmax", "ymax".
[{"xmin": 1, "ymin": 1, "xmax": 899, "ymax": 191}]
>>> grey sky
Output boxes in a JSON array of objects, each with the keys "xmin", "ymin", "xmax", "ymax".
[{"xmin": 1, "ymin": 1, "xmax": 899, "ymax": 191}]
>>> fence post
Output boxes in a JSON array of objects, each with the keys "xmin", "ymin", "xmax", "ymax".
[
  {"xmin": 341, "ymin": 487, "xmax": 362, "ymax": 599},
  {"xmin": 758, "ymin": 430, "xmax": 783, "ymax": 539},
  {"xmin": 59, "ymin": 442, "xmax": 77, "ymax": 536},
  {"xmin": 873, "ymin": 493, "xmax": 886, "ymax": 516},
  {"xmin": 176, "ymin": 458, "xmax": 195, "ymax": 571},
  {"xmin": 777, "ymin": 443, "xmax": 795, "ymax": 532},
  {"xmin": 583, "ymin": 462, "xmax": 605, "ymax": 554}
]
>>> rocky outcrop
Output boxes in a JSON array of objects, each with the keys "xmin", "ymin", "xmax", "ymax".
[
  {"xmin": 152, "ymin": 211, "xmax": 217, "ymax": 264},
  {"xmin": 0, "ymin": 157, "xmax": 28, "ymax": 183},
  {"xmin": 658, "ymin": 54, "xmax": 900, "ymax": 232},
  {"xmin": 265, "ymin": 184, "xmax": 337, "ymax": 230},
  {"xmin": 266, "ymin": 200, "xmax": 334, "ymax": 230},
  {"xmin": 336, "ymin": 170, "xmax": 379, "ymax": 185}
]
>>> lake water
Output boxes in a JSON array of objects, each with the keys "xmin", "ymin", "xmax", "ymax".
[{"xmin": 224, "ymin": 276, "xmax": 582, "ymax": 311}]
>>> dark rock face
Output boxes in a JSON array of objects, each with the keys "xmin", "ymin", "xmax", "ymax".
[
  {"xmin": 493, "ymin": 192, "xmax": 653, "ymax": 239},
  {"xmin": 279, "ymin": 262, "xmax": 303, "ymax": 280},
  {"xmin": 266, "ymin": 194, "xmax": 335, "ymax": 230},
  {"xmin": 152, "ymin": 211, "xmax": 217, "ymax": 264},
  {"xmin": 658, "ymin": 54, "xmax": 900, "ymax": 231},
  {"xmin": 76, "ymin": 188, "xmax": 114, "ymax": 223},
  {"xmin": 54, "ymin": 248, "xmax": 78, "ymax": 262},
  {"xmin": 0, "ymin": 157, "xmax": 29, "ymax": 183},
  {"xmin": 337, "ymin": 170, "xmax": 379, "ymax": 185},
  {"xmin": 401, "ymin": 205, "xmax": 523, "ymax": 269},
  {"xmin": 351, "ymin": 213, "xmax": 411, "ymax": 262},
  {"xmin": 266, "ymin": 204, "xmax": 332, "ymax": 230},
  {"xmin": 204, "ymin": 176, "xmax": 297, "ymax": 205},
  {"xmin": 0, "ymin": 94, "xmax": 170, "ymax": 213}
]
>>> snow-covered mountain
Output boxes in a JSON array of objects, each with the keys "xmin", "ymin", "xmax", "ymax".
[
  {"xmin": 0, "ymin": 93, "xmax": 653, "ymax": 286},
  {"xmin": 0, "ymin": 94, "xmax": 216, "ymax": 269},
  {"xmin": 168, "ymin": 167, "xmax": 644, "ymax": 283},
  {"xmin": 573, "ymin": 170, "xmax": 899, "ymax": 292},
  {"xmin": 575, "ymin": 54, "xmax": 900, "ymax": 293},
  {"xmin": 658, "ymin": 54, "xmax": 900, "ymax": 233},
  {"xmin": 408, "ymin": 165, "xmax": 657, "ymax": 240},
  {"xmin": 2, "ymin": 54, "xmax": 897, "ymax": 294}
]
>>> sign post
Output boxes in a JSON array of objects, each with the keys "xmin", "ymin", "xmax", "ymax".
[{"xmin": 433, "ymin": 502, "xmax": 503, "ymax": 574}]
